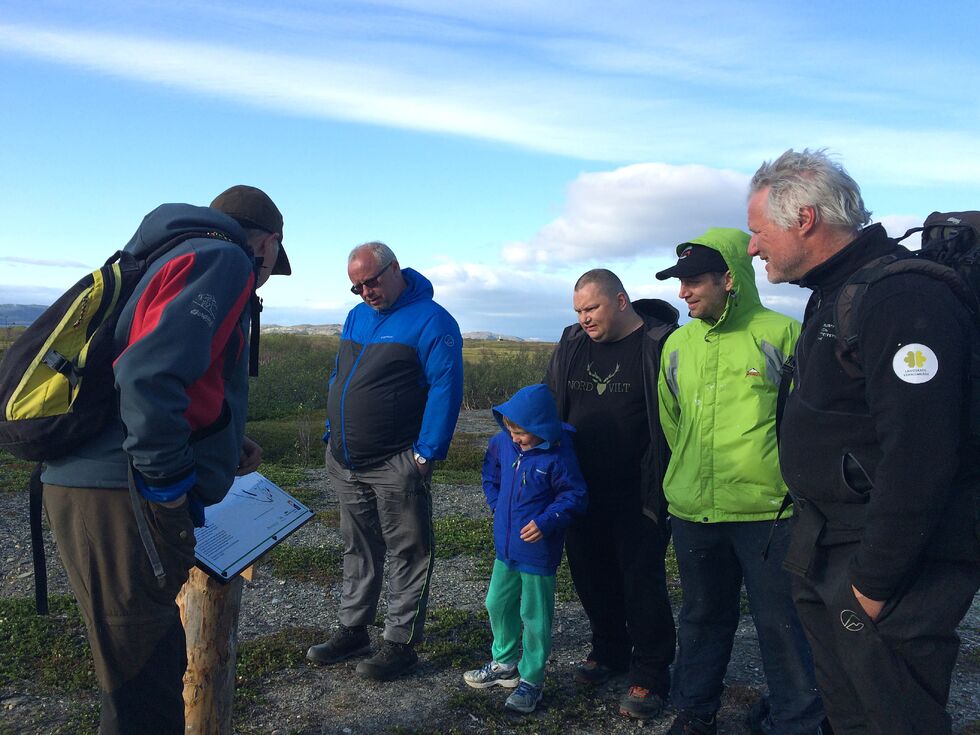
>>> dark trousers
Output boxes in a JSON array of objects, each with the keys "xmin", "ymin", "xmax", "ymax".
[
  {"xmin": 44, "ymin": 484, "xmax": 197, "ymax": 735},
  {"xmin": 671, "ymin": 518, "xmax": 824, "ymax": 733},
  {"xmin": 565, "ymin": 503, "xmax": 676, "ymax": 695},
  {"xmin": 792, "ymin": 542, "xmax": 980, "ymax": 735}
]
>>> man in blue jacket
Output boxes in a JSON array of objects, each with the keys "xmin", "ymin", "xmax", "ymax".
[
  {"xmin": 42, "ymin": 186, "xmax": 288, "ymax": 734},
  {"xmin": 308, "ymin": 241, "xmax": 464, "ymax": 681}
]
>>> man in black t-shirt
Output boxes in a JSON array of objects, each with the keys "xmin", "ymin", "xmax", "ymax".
[{"xmin": 545, "ymin": 269, "xmax": 678, "ymax": 721}]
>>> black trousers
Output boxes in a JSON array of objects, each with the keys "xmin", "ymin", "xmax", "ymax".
[
  {"xmin": 45, "ymin": 484, "xmax": 197, "ymax": 735},
  {"xmin": 565, "ymin": 503, "xmax": 676, "ymax": 695},
  {"xmin": 792, "ymin": 542, "xmax": 979, "ymax": 735}
]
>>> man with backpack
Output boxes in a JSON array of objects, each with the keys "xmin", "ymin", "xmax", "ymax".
[
  {"xmin": 747, "ymin": 148, "xmax": 980, "ymax": 734},
  {"xmin": 39, "ymin": 186, "xmax": 289, "ymax": 734}
]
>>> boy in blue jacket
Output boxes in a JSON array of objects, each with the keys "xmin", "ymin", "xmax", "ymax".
[{"xmin": 463, "ymin": 384, "xmax": 588, "ymax": 713}]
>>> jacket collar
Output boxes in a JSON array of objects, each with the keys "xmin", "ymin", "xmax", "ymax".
[{"xmin": 796, "ymin": 223, "xmax": 896, "ymax": 293}]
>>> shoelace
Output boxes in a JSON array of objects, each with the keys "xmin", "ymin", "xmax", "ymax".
[
  {"xmin": 514, "ymin": 681, "xmax": 539, "ymax": 696},
  {"xmin": 627, "ymin": 685, "xmax": 651, "ymax": 698}
]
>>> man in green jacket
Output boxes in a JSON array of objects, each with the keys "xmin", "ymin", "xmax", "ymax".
[{"xmin": 655, "ymin": 229, "xmax": 826, "ymax": 735}]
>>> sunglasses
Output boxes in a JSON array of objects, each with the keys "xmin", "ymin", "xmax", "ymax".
[{"xmin": 350, "ymin": 261, "xmax": 393, "ymax": 295}]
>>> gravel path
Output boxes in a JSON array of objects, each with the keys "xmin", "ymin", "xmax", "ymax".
[{"xmin": 2, "ymin": 411, "xmax": 978, "ymax": 734}]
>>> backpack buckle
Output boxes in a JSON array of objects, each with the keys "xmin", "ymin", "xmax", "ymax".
[{"xmin": 42, "ymin": 350, "xmax": 81, "ymax": 388}]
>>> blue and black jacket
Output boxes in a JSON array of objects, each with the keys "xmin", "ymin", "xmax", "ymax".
[
  {"xmin": 482, "ymin": 384, "xmax": 588, "ymax": 575},
  {"xmin": 325, "ymin": 268, "xmax": 463, "ymax": 468}
]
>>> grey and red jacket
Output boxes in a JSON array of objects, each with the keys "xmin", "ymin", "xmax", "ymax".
[
  {"xmin": 325, "ymin": 268, "xmax": 463, "ymax": 469},
  {"xmin": 544, "ymin": 299, "xmax": 678, "ymax": 522},
  {"xmin": 43, "ymin": 204, "xmax": 257, "ymax": 507}
]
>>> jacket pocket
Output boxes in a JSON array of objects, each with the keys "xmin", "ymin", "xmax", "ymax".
[{"xmin": 838, "ymin": 452, "xmax": 873, "ymax": 500}]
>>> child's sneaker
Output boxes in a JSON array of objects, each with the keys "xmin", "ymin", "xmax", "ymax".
[
  {"xmin": 463, "ymin": 661, "xmax": 520, "ymax": 689},
  {"xmin": 505, "ymin": 679, "xmax": 543, "ymax": 714}
]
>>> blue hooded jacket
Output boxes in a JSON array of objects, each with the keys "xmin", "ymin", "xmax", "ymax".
[
  {"xmin": 325, "ymin": 267, "xmax": 463, "ymax": 468},
  {"xmin": 482, "ymin": 384, "xmax": 588, "ymax": 575}
]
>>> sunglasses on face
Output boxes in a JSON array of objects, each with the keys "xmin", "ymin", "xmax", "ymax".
[{"xmin": 350, "ymin": 261, "xmax": 393, "ymax": 295}]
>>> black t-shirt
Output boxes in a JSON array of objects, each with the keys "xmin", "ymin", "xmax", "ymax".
[{"xmin": 564, "ymin": 327, "xmax": 648, "ymax": 504}]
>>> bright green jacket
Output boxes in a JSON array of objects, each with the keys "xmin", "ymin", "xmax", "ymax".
[{"xmin": 657, "ymin": 228, "xmax": 800, "ymax": 523}]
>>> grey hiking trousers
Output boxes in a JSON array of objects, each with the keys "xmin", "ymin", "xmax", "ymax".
[{"xmin": 326, "ymin": 447, "xmax": 435, "ymax": 645}]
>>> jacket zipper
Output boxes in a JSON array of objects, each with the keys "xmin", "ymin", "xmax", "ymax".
[{"xmin": 505, "ymin": 454, "xmax": 524, "ymax": 559}]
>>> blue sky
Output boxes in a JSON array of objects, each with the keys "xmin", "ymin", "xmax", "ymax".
[{"xmin": 2, "ymin": 1, "xmax": 979, "ymax": 339}]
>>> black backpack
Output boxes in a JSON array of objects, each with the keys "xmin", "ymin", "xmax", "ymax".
[
  {"xmin": 834, "ymin": 211, "xmax": 980, "ymax": 373},
  {"xmin": 833, "ymin": 211, "xmax": 980, "ymax": 542},
  {"xmin": 772, "ymin": 212, "xmax": 980, "ymax": 557},
  {"xmin": 0, "ymin": 230, "xmax": 261, "ymax": 613}
]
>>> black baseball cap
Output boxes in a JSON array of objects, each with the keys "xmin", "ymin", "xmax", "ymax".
[
  {"xmin": 655, "ymin": 244, "xmax": 728, "ymax": 280},
  {"xmin": 211, "ymin": 185, "xmax": 291, "ymax": 275}
]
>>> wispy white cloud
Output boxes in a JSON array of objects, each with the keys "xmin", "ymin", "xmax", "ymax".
[
  {"xmin": 502, "ymin": 163, "xmax": 750, "ymax": 265},
  {"xmin": 876, "ymin": 214, "xmax": 925, "ymax": 241},
  {"xmin": 0, "ymin": 256, "xmax": 90, "ymax": 268},
  {"xmin": 0, "ymin": 283, "xmax": 69, "ymax": 304},
  {"xmin": 2, "ymin": 4, "xmax": 980, "ymax": 182}
]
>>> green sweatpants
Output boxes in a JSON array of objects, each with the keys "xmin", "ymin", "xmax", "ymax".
[{"xmin": 485, "ymin": 559, "xmax": 556, "ymax": 686}]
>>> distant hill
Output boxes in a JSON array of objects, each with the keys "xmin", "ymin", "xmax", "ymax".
[
  {"xmin": 0, "ymin": 304, "xmax": 46, "ymax": 326},
  {"xmin": 262, "ymin": 324, "xmax": 343, "ymax": 336},
  {"xmin": 461, "ymin": 331, "xmax": 526, "ymax": 342},
  {"xmin": 262, "ymin": 324, "xmax": 532, "ymax": 342},
  {"xmin": 0, "ymin": 311, "xmax": 540, "ymax": 343}
]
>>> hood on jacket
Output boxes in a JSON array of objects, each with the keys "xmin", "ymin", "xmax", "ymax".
[
  {"xmin": 679, "ymin": 227, "xmax": 761, "ymax": 323},
  {"xmin": 633, "ymin": 298, "xmax": 680, "ymax": 328},
  {"xmin": 124, "ymin": 203, "xmax": 249, "ymax": 259},
  {"xmin": 492, "ymin": 384, "xmax": 562, "ymax": 445},
  {"xmin": 382, "ymin": 267, "xmax": 434, "ymax": 313}
]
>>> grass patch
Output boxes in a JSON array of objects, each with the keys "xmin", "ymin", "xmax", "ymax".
[
  {"xmin": 316, "ymin": 508, "xmax": 341, "ymax": 527},
  {"xmin": 417, "ymin": 607, "xmax": 492, "ymax": 668},
  {"xmin": 961, "ymin": 646, "xmax": 980, "ymax": 673},
  {"xmin": 663, "ymin": 543, "xmax": 684, "ymax": 603},
  {"xmin": 434, "ymin": 433, "xmax": 488, "ymax": 486},
  {"xmin": 265, "ymin": 544, "xmax": 343, "ymax": 585},
  {"xmin": 0, "ymin": 451, "xmax": 35, "ymax": 494},
  {"xmin": 444, "ymin": 679, "xmax": 605, "ymax": 734},
  {"xmin": 259, "ymin": 463, "xmax": 309, "ymax": 490},
  {"xmin": 0, "ymin": 595, "xmax": 96, "ymax": 693},
  {"xmin": 247, "ymin": 411, "xmax": 323, "ymax": 467},
  {"xmin": 434, "ymin": 515, "xmax": 493, "ymax": 558},
  {"xmin": 235, "ymin": 626, "xmax": 322, "ymax": 705},
  {"xmin": 555, "ymin": 557, "xmax": 578, "ymax": 603},
  {"xmin": 462, "ymin": 345, "xmax": 555, "ymax": 411}
]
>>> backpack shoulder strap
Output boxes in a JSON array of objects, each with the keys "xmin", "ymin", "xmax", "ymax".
[{"xmin": 834, "ymin": 252, "xmax": 977, "ymax": 377}]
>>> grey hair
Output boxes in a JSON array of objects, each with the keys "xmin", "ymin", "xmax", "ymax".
[
  {"xmin": 349, "ymin": 241, "xmax": 397, "ymax": 268},
  {"xmin": 749, "ymin": 148, "xmax": 871, "ymax": 231},
  {"xmin": 574, "ymin": 269, "xmax": 629, "ymax": 301}
]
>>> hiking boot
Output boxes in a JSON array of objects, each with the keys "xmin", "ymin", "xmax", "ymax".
[
  {"xmin": 463, "ymin": 661, "xmax": 520, "ymax": 689},
  {"xmin": 618, "ymin": 685, "xmax": 665, "ymax": 720},
  {"xmin": 573, "ymin": 659, "xmax": 615, "ymax": 685},
  {"xmin": 355, "ymin": 639, "xmax": 418, "ymax": 681},
  {"xmin": 306, "ymin": 625, "xmax": 371, "ymax": 665},
  {"xmin": 669, "ymin": 710, "xmax": 717, "ymax": 735},
  {"xmin": 504, "ymin": 679, "xmax": 543, "ymax": 714}
]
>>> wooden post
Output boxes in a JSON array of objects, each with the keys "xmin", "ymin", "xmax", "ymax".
[{"xmin": 177, "ymin": 567, "xmax": 245, "ymax": 735}]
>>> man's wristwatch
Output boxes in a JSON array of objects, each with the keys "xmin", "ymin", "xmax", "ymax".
[{"xmin": 413, "ymin": 452, "xmax": 427, "ymax": 465}]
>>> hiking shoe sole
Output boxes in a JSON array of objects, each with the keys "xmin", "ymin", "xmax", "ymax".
[
  {"xmin": 464, "ymin": 674, "xmax": 520, "ymax": 689},
  {"xmin": 306, "ymin": 642, "xmax": 371, "ymax": 665}
]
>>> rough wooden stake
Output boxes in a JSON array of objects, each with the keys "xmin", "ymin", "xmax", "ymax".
[{"xmin": 177, "ymin": 567, "xmax": 245, "ymax": 735}]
